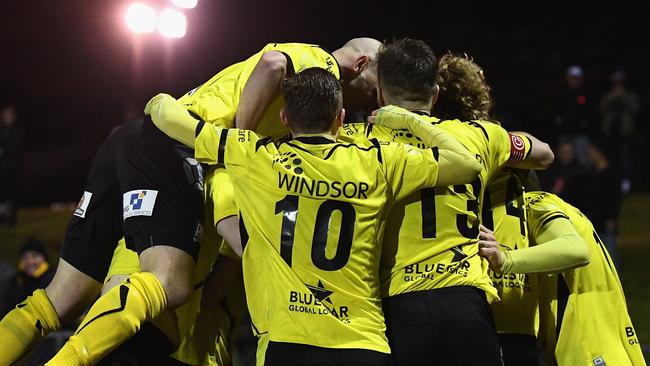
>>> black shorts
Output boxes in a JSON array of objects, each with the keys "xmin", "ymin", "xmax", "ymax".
[
  {"xmin": 61, "ymin": 117, "xmax": 204, "ymax": 282},
  {"xmin": 264, "ymin": 341, "xmax": 392, "ymax": 366},
  {"xmin": 383, "ymin": 286, "xmax": 503, "ymax": 366},
  {"xmin": 498, "ymin": 333, "xmax": 544, "ymax": 366}
]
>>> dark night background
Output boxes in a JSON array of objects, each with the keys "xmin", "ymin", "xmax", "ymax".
[{"xmin": 1, "ymin": 1, "xmax": 649, "ymax": 205}]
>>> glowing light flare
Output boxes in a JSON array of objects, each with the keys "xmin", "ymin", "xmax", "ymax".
[
  {"xmin": 125, "ymin": 3, "xmax": 157, "ymax": 33},
  {"xmin": 158, "ymin": 9, "xmax": 187, "ymax": 38},
  {"xmin": 171, "ymin": 0, "xmax": 198, "ymax": 9}
]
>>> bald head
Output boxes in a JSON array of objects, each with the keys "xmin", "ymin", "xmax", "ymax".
[
  {"xmin": 340, "ymin": 37, "xmax": 382, "ymax": 59},
  {"xmin": 332, "ymin": 37, "xmax": 382, "ymax": 112}
]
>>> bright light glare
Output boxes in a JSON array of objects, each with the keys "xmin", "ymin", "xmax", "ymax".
[
  {"xmin": 158, "ymin": 9, "xmax": 186, "ymax": 38},
  {"xmin": 125, "ymin": 3, "xmax": 157, "ymax": 33},
  {"xmin": 171, "ymin": 0, "xmax": 197, "ymax": 9}
]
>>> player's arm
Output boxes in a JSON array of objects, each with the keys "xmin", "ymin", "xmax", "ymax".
[
  {"xmin": 216, "ymin": 216, "xmax": 242, "ymax": 258},
  {"xmin": 508, "ymin": 131, "xmax": 554, "ymax": 170},
  {"xmin": 235, "ymin": 51, "xmax": 289, "ymax": 131},
  {"xmin": 372, "ymin": 105, "xmax": 481, "ymax": 186},
  {"xmin": 201, "ymin": 252, "xmax": 241, "ymax": 308},
  {"xmin": 145, "ymin": 93, "xmax": 200, "ymax": 147},
  {"xmin": 146, "ymin": 93, "xmax": 258, "ymax": 166},
  {"xmin": 478, "ymin": 220, "xmax": 590, "ymax": 274}
]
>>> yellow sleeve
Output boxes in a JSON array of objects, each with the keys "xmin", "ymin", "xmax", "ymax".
[
  {"xmin": 482, "ymin": 122, "xmax": 532, "ymax": 169},
  {"xmin": 205, "ymin": 167, "xmax": 238, "ymax": 225},
  {"xmin": 526, "ymin": 192, "xmax": 568, "ymax": 240},
  {"xmin": 501, "ymin": 217, "xmax": 590, "ymax": 274},
  {"xmin": 194, "ymin": 124, "xmax": 261, "ymax": 167},
  {"xmin": 380, "ymin": 141, "xmax": 439, "ymax": 201}
]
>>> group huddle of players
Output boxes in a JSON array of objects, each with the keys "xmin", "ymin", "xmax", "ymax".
[{"xmin": 0, "ymin": 37, "xmax": 646, "ymax": 366}]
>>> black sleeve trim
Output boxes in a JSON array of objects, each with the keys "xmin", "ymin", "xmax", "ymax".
[
  {"xmin": 239, "ymin": 211, "xmax": 249, "ymax": 250},
  {"xmin": 432, "ymin": 147, "xmax": 439, "ymax": 161},
  {"xmin": 217, "ymin": 128, "xmax": 229, "ymax": 164},
  {"xmin": 540, "ymin": 213, "xmax": 570, "ymax": 228},
  {"xmin": 369, "ymin": 138, "xmax": 383, "ymax": 164},
  {"xmin": 279, "ymin": 51, "xmax": 295, "ymax": 77},
  {"xmin": 195, "ymin": 120, "xmax": 205, "ymax": 137}
]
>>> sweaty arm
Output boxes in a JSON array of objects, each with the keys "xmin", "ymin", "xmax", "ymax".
[
  {"xmin": 235, "ymin": 50, "xmax": 288, "ymax": 131},
  {"xmin": 145, "ymin": 93, "xmax": 200, "ymax": 148},
  {"xmin": 509, "ymin": 131, "xmax": 554, "ymax": 170},
  {"xmin": 501, "ymin": 218, "xmax": 590, "ymax": 274},
  {"xmin": 373, "ymin": 105, "xmax": 481, "ymax": 186}
]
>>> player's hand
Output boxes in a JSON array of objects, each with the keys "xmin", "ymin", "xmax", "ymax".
[
  {"xmin": 478, "ymin": 224, "xmax": 504, "ymax": 273},
  {"xmin": 368, "ymin": 105, "xmax": 421, "ymax": 130},
  {"xmin": 366, "ymin": 109, "xmax": 380, "ymax": 124},
  {"xmin": 144, "ymin": 93, "xmax": 174, "ymax": 117}
]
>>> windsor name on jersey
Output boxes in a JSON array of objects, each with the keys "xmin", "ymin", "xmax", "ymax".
[{"xmin": 194, "ymin": 124, "xmax": 441, "ymax": 353}]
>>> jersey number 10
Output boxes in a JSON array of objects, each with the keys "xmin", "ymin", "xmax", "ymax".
[{"xmin": 275, "ymin": 195, "xmax": 355, "ymax": 271}]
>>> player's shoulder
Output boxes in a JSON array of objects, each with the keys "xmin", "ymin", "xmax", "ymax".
[
  {"xmin": 339, "ymin": 122, "xmax": 369, "ymax": 144},
  {"xmin": 525, "ymin": 191, "xmax": 568, "ymax": 218}
]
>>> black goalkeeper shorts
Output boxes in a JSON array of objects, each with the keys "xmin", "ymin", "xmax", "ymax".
[
  {"xmin": 61, "ymin": 116, "xmax": 204, "ymax": 282},
  {"xmin": 382, "ymin": 286, "xmax": 504, "ymax": 366}
]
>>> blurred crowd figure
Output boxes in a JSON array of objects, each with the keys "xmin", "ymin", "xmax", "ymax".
[
  {"xmin": 541, "ymin": 65, "xmax": 642, "ymax": 267},
  {"xmin": 600, "ymin": 69, "xmax": 641, "ymax": 193},
  {"xmin": 0, "ymin": 103, "xmax": 22, "ymax": 226},
  {"xmin": 0, "ymin": 238, "xmax": 55, "ymax": 317}
]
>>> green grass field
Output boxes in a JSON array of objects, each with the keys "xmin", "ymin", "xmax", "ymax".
[{"xmin": 1, "ymin": 196, "xmax": 649, "ymax": 358}]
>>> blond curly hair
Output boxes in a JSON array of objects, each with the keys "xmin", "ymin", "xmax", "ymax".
[{"xmin": 434, "ymin": 53, "xmax": 493, "ymax": 121}]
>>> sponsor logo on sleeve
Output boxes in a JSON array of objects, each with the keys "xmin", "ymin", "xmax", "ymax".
[
  {"xmin": 73, "ymin": 191, "xmax": 93, "ymax": 218},
  {"xmin": 123, "ymin": 190, "xmax": 158, "ymax": 219}
]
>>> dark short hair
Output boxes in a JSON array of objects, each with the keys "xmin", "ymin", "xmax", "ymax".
[
  {"xmin": 281, "ymin": 67, "xmax": 342, "ymax": 133},
  {"xmin": 377, "ymin": 38, "xmax": 438, "ymax": 103}
]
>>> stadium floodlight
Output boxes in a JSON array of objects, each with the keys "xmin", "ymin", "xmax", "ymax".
[
  {"xmin": 125, "ymin": 3, "xmax": 157, "ymax": 33},
  {"xmin": 171, "ymin": 0, "xmax": 198, "ymax": 9},
  {"xmin": 158, "ymin": 8, "xmax": 187, "ymax": 38}
]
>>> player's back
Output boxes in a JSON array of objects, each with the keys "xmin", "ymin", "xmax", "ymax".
[
  {"xmin": 342, "ymin": 118, "xmax": 518, "ymax": 299},
  {"xmin": 178, "ymin": 43, "xmax": 340, "ymax": 139},
  {"xmin": 189, "ymin": 118, "xmax": 442, "ymax": 355},
  {"xmin": 235, "ymin": 135, "xmax": 402, "ymax": 353},
  {"xmin": 526, "ymin": 192, "xmax": 646, "ymax": 366}
]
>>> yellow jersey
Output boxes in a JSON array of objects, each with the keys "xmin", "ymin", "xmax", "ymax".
[
  {"xmin": 339, "ymin": 117, "xmax": 531, "ymax": 301},
  {"xmin": 194, "ymin": 124, "xmax": 443, "ymax": 353},
  {"xmin": 483, "ymin": 170, "xmax": 540, "ymax": 336},
  {"xmin": 527, "ymin": 192, "xmax": 646, "ymax": 366},
  {"xmin": 178, "ymin": 43, "xmax": 340, "ymax": 139}
]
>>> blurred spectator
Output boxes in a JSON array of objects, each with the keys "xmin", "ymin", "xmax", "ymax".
[
  {"xmin": 0, "ymin": 104, "xmax": 22, "ymax": 226},
  {"xmin": 580, "ymin": 142, "xmax": 623, "ymax": 267},
  {"xmin": 539, "ymin": 139, "xmax": 589, "ymax": 208},
  {"xmin": 0, "ymin": 238, "xmax": 55, "ymax": 317},
  {"xmin": 599, "ymin": 69, "xmax": 640, "ymax": 193},
  {"xmin": 553, "ymin": 65, "xmax": 596, "ymax": 166}
]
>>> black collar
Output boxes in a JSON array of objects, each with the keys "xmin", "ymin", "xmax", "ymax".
[{"xmin": 294, "ymin": 136, "xmax": 336, "ymax": 144}]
